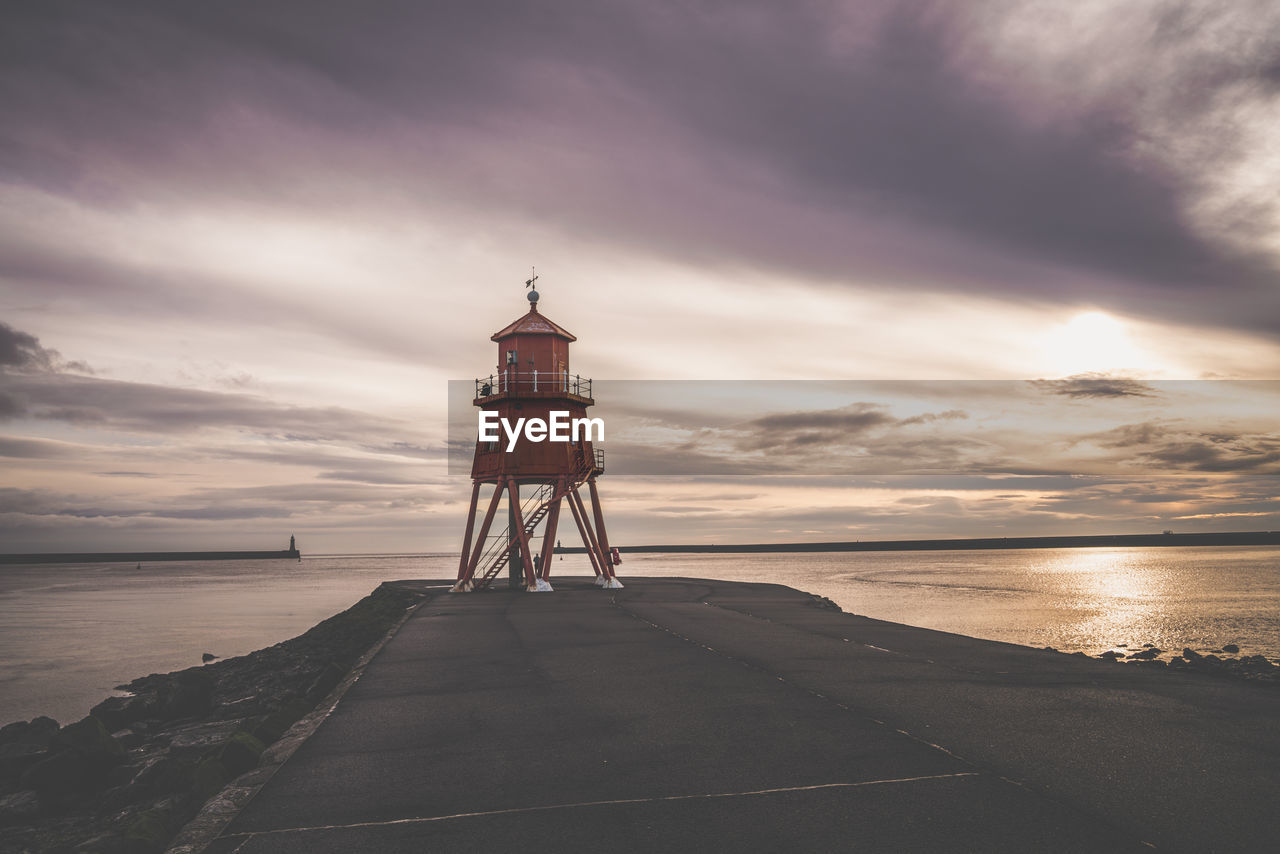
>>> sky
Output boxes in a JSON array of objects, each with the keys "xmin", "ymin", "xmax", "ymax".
[{"xmin": 2, "ymin": 0, "xmax": 1279, "ymax": 554}]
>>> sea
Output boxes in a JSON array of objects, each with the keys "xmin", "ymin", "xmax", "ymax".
[{"xmin": 2, "ymin": 546, "xmax": 1278, "ymax": 727}]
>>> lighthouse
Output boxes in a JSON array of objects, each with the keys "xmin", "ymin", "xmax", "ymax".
[{"xmin": 453, "ymin": 277, "xmax": 622, "ymax": 592}]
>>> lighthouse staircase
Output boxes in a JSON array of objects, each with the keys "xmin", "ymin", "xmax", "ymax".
[{"xmin": 470, "ymin": 448, "xmax": 604, "ymax": 589}]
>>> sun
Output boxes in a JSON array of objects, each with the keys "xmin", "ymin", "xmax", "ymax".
[{"xmin": 1045, "ymin": 311, "xmax": 1144, "ymax": 375}]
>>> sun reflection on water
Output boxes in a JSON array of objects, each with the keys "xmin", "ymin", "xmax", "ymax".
[
  {"xmin": 625, "ymin": 546, "xmax": 1280, "ymax": 659},
  {"xmin": 1033, "ymin": 549, "xmax": 1175, "ymax": 652}
]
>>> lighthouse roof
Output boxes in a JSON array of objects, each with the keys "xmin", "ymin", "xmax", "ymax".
[{"xmin": 490, "ymin": 308, "xmax": 577, "ymax": 342}]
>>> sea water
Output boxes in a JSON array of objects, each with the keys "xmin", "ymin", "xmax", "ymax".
[{"xmin": 2, "ymin": 546, "xmax": 1277, "ymax": 726}]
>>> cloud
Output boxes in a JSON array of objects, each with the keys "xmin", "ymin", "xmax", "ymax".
[
  {"xmin": 0, "ymin": 370, "xmax": 420, "ymax": 444},
  {"xmin": 1141, "ymin": 439, "xmax": 1280, "ymax": 473},
  {"xmin": 1086, "ymin": 421, "xmax": 1280, "ymax": 473},
  {"xmin": 2, "ymin": 1, "xmax": 1277, "ymax": 336},
  {"xmin": 0, "ymin": 321, "xmax": 90, "ymax": 374},
  {"xmin": 93, "ymin": 471, "xmax": 167, "ymax": 478},
  {"xmin": 0, "ymin": 393, "xmax": 25, "ymax": 418},
  {"xmin": 748, "ymin": 404, "xmax": 896, "ymax": 435},
  {"xmin": 0, "ymin": 435, "xmax": 74, "ymax": 458},
  {"xmin": 1030, "ymin": 374, "xmax": 1158, "ymax": 399},
  {"xmin": 0, "ymin": 323, "xmax": 46, "ymax": 369},
  {"xmin": 737, "ymin": 402, "xmax": 970, "ymax": 457},
  {"xmin": 1092, "ymin": 421, "xmax": 1170, "ymax": 448}
]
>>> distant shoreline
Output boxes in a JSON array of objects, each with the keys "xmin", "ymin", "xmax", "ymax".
[
  {"xmin": 571, "ymin": 530, "xmax": 1280, "ymax": 555},
  {"xmin": 0, "ymin": 549, "xmax": 302, "ymax": 565}
]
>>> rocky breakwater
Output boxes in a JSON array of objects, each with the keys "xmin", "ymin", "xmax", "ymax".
[
  {"xmin": 1082, "ymin": 642, "xmax": 1280, "ymax": 684},
  {"xmin": 0, "ymin": 583, "xmax": 426, "ymax": 854}
]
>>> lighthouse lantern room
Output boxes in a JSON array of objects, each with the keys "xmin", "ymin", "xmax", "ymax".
[{"xmin": 453, "ymin": 278, "xmax": 622, "ymax": 592}]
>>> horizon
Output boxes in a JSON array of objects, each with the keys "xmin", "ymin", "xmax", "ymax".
[
  {"xmin": 6, "ymin": 529, "xmax": 1280, "ymax": 560},
  {"xmin": 3, "ymin": 1, "xmax": 1279, "ymax": 553}
]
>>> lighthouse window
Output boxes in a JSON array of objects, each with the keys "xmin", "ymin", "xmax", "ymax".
[{"xmin": 505, "ymin": 350, "xmax": 517, "ymax": 365}]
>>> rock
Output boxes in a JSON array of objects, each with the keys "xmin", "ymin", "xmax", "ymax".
[
  {"xmin": 53, "ymin": 717, "xmax": 125, "ymax": 766},
  {"xmin": 191, "ymin": 757, "xmax": 230, "ymax": 800},
  {"xmin": 74, "ymin": 831, "xmax": 127, "ymax": 853},
  {"xmin": 1182, "ymin": 648, "xmax": 1202, "ymax": 662},
  {"xmin": 123, "ymin": 807, "xmax": 171, "ymax": 854},
  {"xmin": 1127, "ymin": 648, "xmax": 1162, "ymax": 660},
  {"xmin": 106, "ymin": 761, "xmax": 141, "ymax": 789},
  {"xmin": 1241, "ymin": 655, "xmax": 1275, "ymax": 671},
  {"xmin": 0, "ymin": 741, "xmax": 49, "ymax": 780},
  {"xmin": 110, "ymin": 728, "xmax": 145, "ymax": 751},
  {"xmin": 218, "ymin": 731, "xmax": 265, "ymax": 777},
  {"xmin": 0, "ymin": 716, "xmax": 60, "ymax": 749},
  {"xmin": 1098, "ymin": 650, "xmax": 1123, "ymax": 660},
  {"xmin": 1222, "ymin": 643, "xmax": 1240, "ymax": 654},
  {"xmin": 201, "ymin": 653, "xmax": 218, "ymax": 663},
  {"xmin": 91, "ymin": 695, "xmax": 158, "ymax": 732},
  {"xmin": 250, "ymin": 698, "xmax": 313, "ymax": 745},
  {"xmin": 1142, "ymin": 643, "xmax": 1156, "ymax": 648},
  {"xmin": 213, "ymin": 696, "xmax": 269, "ymax": 719},
  {"xmin": 158, "ymin": 671, "xmax": 213, "ymax": 721},
  {"xmin": 304, "ymin": 662, "xmax": 346, "ymax": 702},
  {"xmin": 131, "ymin": 756, "xmax": 183, "ymax": 795},
  {"xmin": 129, "ymin": 719, "xmax": 162, "ymax": 736},
  {"xmin": 20, "ymin": 749, "xmax": 91, "ymax": 799},
  {"xmin": 166, "ymin": 721, "xmax": 243, "ymax": 760},
  {"xmin": 0, "ymin": 789, "xmax": 41, "ymax": 827},
  {"xmin": 99, "ymin": 782, "xmax": 140, "ymax": 814}
]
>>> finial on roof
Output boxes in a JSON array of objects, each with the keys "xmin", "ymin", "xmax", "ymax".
[{"xmin": 525, "ymin": 267, "xmax": 539, "ymax": 310}]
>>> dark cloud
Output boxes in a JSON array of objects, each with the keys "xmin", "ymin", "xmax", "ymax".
[
  {"xmin": 1140, "ymin": 440, "xmax": 1280, "ymax": 473},
  {"xmin": 1093, "ymin": 421, "xmax": 1170, "ymax": 448},
  {"xmin": 0, "ymin": 436, "xmax": 71, "ymax": 458},
  {"xmin": 748, "ymin": 404, "xmax": 896, "ymax": 435},
  {"xmin": 0, "ymin": 370, "xmax": 418, "ymax": 443},
  {"xmin": 317, "ymin": 469, "xmax": 429, "ymax": 486},
  {"xmin": 2, "ymin": 2, "xmax": 1276, "ymax": 335},
  {"xmin": 1031, "ymin": 374, "xmax": 1159, "ymax": 399},
  {"xmin": 0, "ymin": 321, "xmax": 56, "ymax": 371},
  {"xmin": 0, "ymin": 323, "xmax": 43, "ymax": 368},
  {"xmin": 1089, "ymin": 421, "xmax": 1280, "ymax": 473},
  {"xmin": 738, "ymin": 403, "xmax": 970, "ymax": 456},
  {"xmin": 1024, "ymin": 476, "xmax": 1280, "ymax": 527},
  {"xmin": 0, "ymin": 392, "xmax": 25, "ymax": 418},
  {"xmin": 604, "ymin": 443, "xmax": 788, "ymax": 477},
  {"xmin": 0, "ymin": 321, "xmax": 92, "ymax": 377}
]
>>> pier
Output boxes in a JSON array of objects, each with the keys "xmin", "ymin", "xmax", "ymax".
[
  {"xmin": 191, "ymin": 578, "xmax": 1280, "ymax": 853},
  {"xmin": 0, "ymin": 549, "xmax": 301, "ymax": 565}
]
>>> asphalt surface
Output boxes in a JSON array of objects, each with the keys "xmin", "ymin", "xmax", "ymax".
[{"xmin": 204, "ymin": 578, "xmax": 1280, "ymax": 853}]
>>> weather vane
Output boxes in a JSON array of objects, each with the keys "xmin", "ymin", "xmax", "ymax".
[{"xmin": 525, "ymin": 267, "xmax": 538, "ymax": 290}]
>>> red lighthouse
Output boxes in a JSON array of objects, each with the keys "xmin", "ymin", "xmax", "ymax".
[{"xmin": 453, "ymin": 278, "xmax": 622, "ymax": 592}]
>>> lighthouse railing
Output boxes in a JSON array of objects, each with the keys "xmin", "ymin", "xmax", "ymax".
[{"xmin": 474, "ymin": 373, "xmax": 593, "ymax": 400}]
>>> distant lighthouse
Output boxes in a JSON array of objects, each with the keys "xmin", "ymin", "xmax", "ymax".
[{"xmin": 453, "ymin": 275, "xmax": 622, "ymax": 591}]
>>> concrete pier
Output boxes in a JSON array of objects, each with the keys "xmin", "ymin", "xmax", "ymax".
[{"xmin": 200, "ymin": 578, "xmax": 1280, "ymax": 853}]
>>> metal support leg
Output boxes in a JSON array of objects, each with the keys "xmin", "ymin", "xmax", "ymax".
[
  {"xmin": 459, "ymin": 482, "xmax": 504, "ymax": 590},
  {"xmin": 587, "ymin": 478, "xmax": 615, "ymax": 579},
  {"xmin": 570, "ymin": 487, "xmax": 607, "ymax": 579},
  {"xmin": 566, "ymin": 487, "xmax": 604, "ymax": 578},
  {"xmin": 538, "ymin": 478, "xmax": 564, "ymax": 580},
  {"xmin": 507, "ymin": 477, "xmax": 538, "ymax": 589},
  {"xmin": 456, "ymin": 481, "xmax": 480, "ymax": 582}
]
